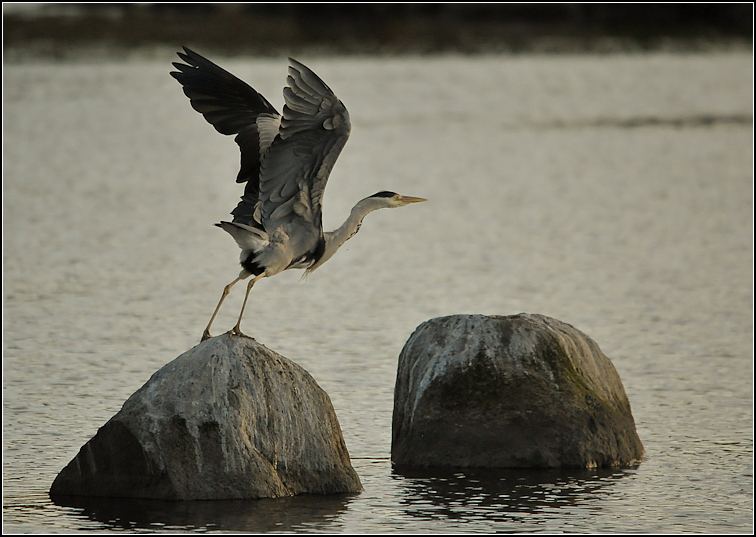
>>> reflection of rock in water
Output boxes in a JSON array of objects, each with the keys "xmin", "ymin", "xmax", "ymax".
[
  {"xmin": 392, "ymin": 466, "xmax": 628, "ymax": 523},
  {"xmin": 52, "ymin": 492, "xmax": 358, "ymax": 532}
]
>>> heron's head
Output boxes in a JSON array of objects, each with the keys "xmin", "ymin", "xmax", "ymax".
[{"xmin": 368, "ymin": 191, "xmax": 427, "ymax": 208}]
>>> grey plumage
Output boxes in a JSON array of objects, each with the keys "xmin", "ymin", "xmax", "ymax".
[{"xmin": 170, "ymin": 47, "xmax": 425, "ymax": 341}]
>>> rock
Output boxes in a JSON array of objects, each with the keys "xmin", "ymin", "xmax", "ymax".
[
  {"xmin": 391, "ymin": 314, "xmax": 644, "ymax": 468},
  {"xmin": 50, "ymin": 334, "xmax": 362, "ymax": 500}
]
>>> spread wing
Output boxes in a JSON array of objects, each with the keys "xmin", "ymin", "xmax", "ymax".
[
  {"xmin": 169, "ymin": 47, "xmax": 281, "ymax": 226},
  {"xmin": 258, "ymin": 58, "xmax": 351, "ymax": 233}
]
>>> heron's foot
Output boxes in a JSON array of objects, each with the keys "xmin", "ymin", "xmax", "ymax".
[
  {"xmin": 200, "ymin": 329, "xmax": 213, "ymax": 342},
  {"xmin": 229, "ymin": 325, "xmax": 247, "ymax": 338}
]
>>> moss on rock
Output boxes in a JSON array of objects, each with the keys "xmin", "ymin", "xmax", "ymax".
[{"xmin": 392, "ymin": 314, "xmax": 644, "ymax": 468}]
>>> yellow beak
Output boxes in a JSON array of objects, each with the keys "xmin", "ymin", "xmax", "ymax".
[{"xmin": 398, "ymin": 195, "xmax": 428, "ymax": 204}]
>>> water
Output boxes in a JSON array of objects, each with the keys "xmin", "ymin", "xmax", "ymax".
[{"xmin": 3, "ymin": 51, "xmax": 753, "ymax": 533}]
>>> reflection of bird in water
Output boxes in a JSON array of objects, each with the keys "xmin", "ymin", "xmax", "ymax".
[{"xmin": 170, "ymin": 48, "xmax": 426, "ymax": 341}]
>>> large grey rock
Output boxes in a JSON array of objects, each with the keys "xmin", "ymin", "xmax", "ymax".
[
  {"xmin": 50, "ymin": 334, "xmax": 362, "ymax": 500},
  {"xmin": 392, "ymin": 314, "xmax": 644, "ymax": 468}
]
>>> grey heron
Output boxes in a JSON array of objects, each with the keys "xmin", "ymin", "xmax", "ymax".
[{"xmin": 170, "ymin": 47, "xmax": 426, "ymax": 341}]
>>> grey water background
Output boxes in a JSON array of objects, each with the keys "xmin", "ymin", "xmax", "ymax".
[{"xmin": 3, "ymin": 49, "xmax": 753, "ymax": 532}]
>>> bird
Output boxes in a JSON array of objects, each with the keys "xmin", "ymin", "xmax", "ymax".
[{"xmin": 170, "ymin": 47, "xmax": 426, "ymax": 342}]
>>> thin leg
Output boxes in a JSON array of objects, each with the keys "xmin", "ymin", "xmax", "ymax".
[
  {"xmin": 230, "ymin": 272, "xmax": 265, "ymax": 338},
  {"xmin": 201, "ymin": 276, "xmax": 244, "ymax": 342}
]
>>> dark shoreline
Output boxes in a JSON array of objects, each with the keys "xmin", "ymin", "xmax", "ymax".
[{"xmin": 4, "ymin": 4, "xmax": 752, "ymax": 61}]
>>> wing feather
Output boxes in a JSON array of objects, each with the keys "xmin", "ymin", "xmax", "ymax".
[
  {"xmin": 170, "ymin": 47, "xmax": 281, "ymax": 228},
  {"xmin": 171, "ymin": 50, "xmax": 351, "ymax": 237},
  {"xmin": 259, "ymin": 58, "xmax": 351, "ymax": 232}
]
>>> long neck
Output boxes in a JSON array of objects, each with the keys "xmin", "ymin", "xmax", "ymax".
[{"xmin": 307, "ymin": 197, "xmax": 385, "ymax": 273}]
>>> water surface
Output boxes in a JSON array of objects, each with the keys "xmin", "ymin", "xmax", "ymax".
[{"xmin": 3, "ymin": 51, "xmax": 753, "ymax": 533}]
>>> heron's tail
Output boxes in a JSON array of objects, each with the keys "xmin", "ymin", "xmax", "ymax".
[{"xmin": 215, "ymin": 221, "xmax": 268, "ymax": 252}]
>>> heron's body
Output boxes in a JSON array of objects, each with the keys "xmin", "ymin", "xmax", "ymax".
[{"xmin": 170, "ymin": 48, "xmax": 425, "ymax": 340}]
